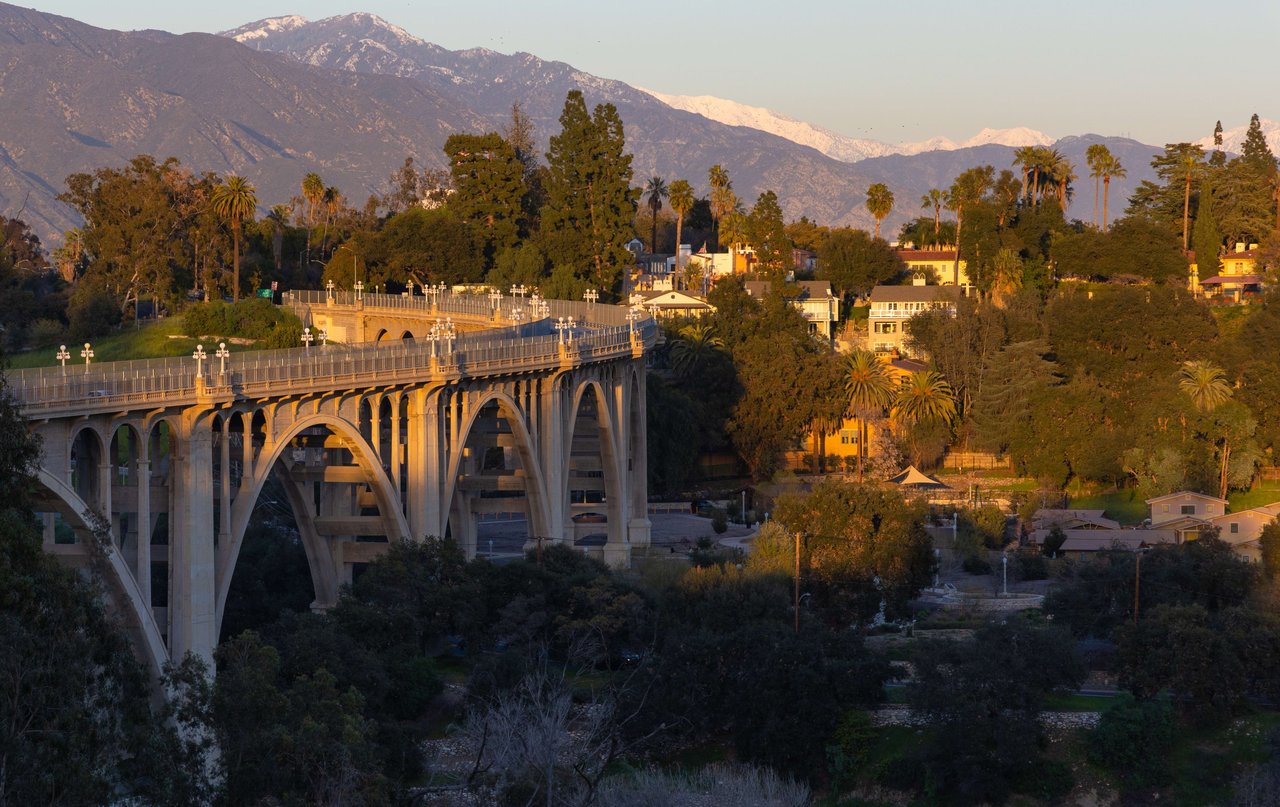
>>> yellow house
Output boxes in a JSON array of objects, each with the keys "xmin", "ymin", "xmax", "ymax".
[
  {"xmin": 792, "ymin": 355, "xmax": 927, "ymax": 472},
  {"xmin": 1191, "ymin": 242, "xmax": 1264, "ymax": 302},
  {"xmin": 897, "ymin": 247, "xmax": 971, "ymax": 292}
]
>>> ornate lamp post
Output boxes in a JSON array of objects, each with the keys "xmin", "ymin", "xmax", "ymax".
[
  {"xmin": 489, "ymin": 289, "xmax": 503, "ymax": 311},
  {"xmin": 326, "ymin": 279, "xmax": 335, "ymax": 301},
  {"xmin": 511, "ymin": 284, "xmax": 527, "ymax": 300},
  {"xmin": 406, "ymin": 279, "xmax": 415, "ymax": 297},
  {"xmin": 554, "ymin": 316, "xmax": 570, "ymax": 345},
  {"xmin": 80, "ymin": 342, "xmax": 94, "ymax": 372},
  {"xmin": 192, "ymin": 343, "xmax": 207, "ymax": 381},
  {"xmin": 565, "ymin": 316, "xmax": 576, "ymax": 343},
  {"xmin": 511, "ymin": 306, "xmax": 525, "ymax": 324},
  {"xmin": 584, "ymin": 288, "xmax": 598, "ymax": 306},
  {"xmin": 319, "ymin": 328, "xmax": 329, "ymax": 347},
  {"xmin": 354, "ymin": 280, "xmax": 364, "ymax": 302},
  {"xmin": 56, "ymin": 344, "xmax": 70, "ymax": 374},
  {"xmin": 626, "ymin": 307, "xmax": 642, "ymax": 334},
  {"xmin": 301, "ymin": 327, "xmax": 314, "ymax": 350},
  {"xmin": 215, "ymin": 342, "xmax": 230, "ymax": 379},
  {"xmin": 426, "ymin": 325, "xmax": 440, "ymax": 360}
]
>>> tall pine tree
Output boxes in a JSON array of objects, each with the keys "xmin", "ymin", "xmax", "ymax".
[
  {"xmin": 1216, "ymin": 114, "xmax": 1276, "ymax": 245},
  {"xmin": 541, "ymin": 91, "xmax": 636, "ymax": 298},
  {"xmin": 444, "ymin": 132, "xmax": 526, "ymax": 267}
]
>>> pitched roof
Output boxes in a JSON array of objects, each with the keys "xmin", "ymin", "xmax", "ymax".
[
  {"xmin": 743, "ymin": 280, "xmax": 833, "ymax": 300},
  {"xmin": 868, "ymin": 284, "xmax": 962, "ymax": 304},
  {"xmin": 1146, "ymin": 490, "xmax": 1227, "ymax": 505},
  {"xmin": 1199, "ymin": 274, "xmax": 1265, "ymax": 285}
]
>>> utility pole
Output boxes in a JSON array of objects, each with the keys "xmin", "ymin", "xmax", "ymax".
[
  {"xmin": 1133, "ymin": 552, "xmax": 1142, "ymax": 626},
  {"xmin": 794, "ymin": 532, "xmax": 802, "ymax": 633}
]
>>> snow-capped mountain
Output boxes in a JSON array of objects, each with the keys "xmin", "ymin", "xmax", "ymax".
[
  {"xmin": 641, "ymin": 89, "xmax": 1053, "ymax": 163},
  {"xmin": 1192, "ymin": 118, "xmax": 1280, "ymax": 157}
]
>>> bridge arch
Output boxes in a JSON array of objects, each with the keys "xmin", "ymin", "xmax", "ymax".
[
  {"xmin": 34, "ymin": 468, "xmax": 169, "ymax": 678},
  {"xmin": 566, "ymin": 377, "xmax": 625, "ymax": 545},
  {"xmin": 442, "ymin": 388, "xmax": 552, "ymax": 554},
  {"xmin": 216, "ymin": 412, "xmax": 411, "ymax": 632}
]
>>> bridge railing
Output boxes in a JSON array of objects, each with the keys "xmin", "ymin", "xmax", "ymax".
[
  {"xmin": 287, "ymin": 289, "xmax": 633, "ymax": 327},
  {"xmin": 8, "ymin": 302, "xmax": 655, "ymax": 412}
]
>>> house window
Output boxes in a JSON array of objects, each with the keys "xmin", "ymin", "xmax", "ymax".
[
  {"xmin": 840, "ymin": 430, "xmax": 858, "ymax": 445},
  {"xmin": 875, "ymin": 322, "xmax": 897, "ymax": 334},
  {"xmin": 1181, "ymin": 504, "xmax": 1196, "ymax": 515},
  {"xmin": 1162, "ymin": 504, "xmax": 1169, "ymax": 513},
  {"xmin": 1230, "ymin": 523, "xmax": 1240, "ymax": 534}
]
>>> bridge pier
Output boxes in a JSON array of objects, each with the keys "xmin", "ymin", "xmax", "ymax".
[{"xmin": 169, "ymin": 412, "xmax": 218, "ymax": 667}]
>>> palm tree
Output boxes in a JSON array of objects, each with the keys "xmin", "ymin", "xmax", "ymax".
[
  {"xmin": 1045, "ymin": 150, "xmax": 1074, "ymax": 214},
  {"xmin": 708, "ymin": 164, "xmax": 732, "ymax": 251},
  {"xmin": 1012, "ymin": 146, "xmax": 1038, "ymax": 204},
  {"xmin": 669, "ymin": 323, "xmax": 724, "ymax": 377},
  {"xmin": 320, "ymin": 186, "xmax": 341, "ymax": 259},
  {"xmin": 892, "ymin": 370, "xmax": 957, "ymax": 428},
  {"xmin": 210, "ymin": 175, "xmax": 258, "ymax": 303},
  {"xmin": 866, "ymin": 183, "xmax": 894, "ymax": 239},
  {"xmin": 267, "ymin": 204, "xmax": 290, "ymax": 272},
  {"xmin": 844, "ymin": 350, "xmax": 896, "ymax": 482},
  {"xmin": 1100, "ymin": 154, "xmax": 1126, "ymax": 233},
  {"xmin": 301, "ymin": 172, "xmax": 323, "ymax": 267},
  {"xmin": 668, "ymin": 179, "xmax": 695, "ymax": 287},
  {"xmin": 1179, "ymin": 151, "xmax": 1201, "ymax": 251},
  {"xmin": 643, "ymin": 176, "xmax": 668, "ymax": 254},
  {"xmin": 1178, "ymin": 360, "xmax": 1232, "ymax": 413},
  {"xmin": 719, "ymin": 206, "xmax": 748, "ymax": 273},
  {"xmin": 1086, "ymin": 144, "xmax": 1110, "ymax": 229},
  {"xmin": 920, "ymin": 189, "xmax": 947, "ymax": 246}
]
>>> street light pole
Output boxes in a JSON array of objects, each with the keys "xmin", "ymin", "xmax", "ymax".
[
  {"xmin": 80, "ymin": 342, "xmax": 93, "ymax": 372},
  {"xmin": 192, "ymin": 343, "xmax": 207, "ymax": 382},
  {"xmin": 215, "ymin": 342, "xmax": 229, "ymax": 379},
  {"xmin": 56, "ymin": 344, "xmax": 70, "ymax": 374},
  {"xmin": 301, "ymin": 327, "xmax": 314, "ymax": 350}
]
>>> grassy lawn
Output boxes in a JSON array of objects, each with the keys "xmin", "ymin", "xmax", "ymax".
[
  {"xmin": 1229, "ymin": 480, "xmax": 1280, "ymax": 511},
  {"xmin": 8, "ymin": 318, "xmax": 199, "ymax": 369},
  {"xmin": 1168, "ymin": 711, "xmax": 1280, "ymax": 806},
  {"xmin": 1067, "ymin": 489, "xmax": 1148, "ymax": 525}
]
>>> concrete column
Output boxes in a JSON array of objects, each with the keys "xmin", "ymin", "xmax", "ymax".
[
  {"xmin": 390, "ymin": 392, "xmax": 403, "ymax": 498},
  {"xmin": 406, "ymin": 388, "xmax": 444, "ymax": 541},
  {"xmin": 98, "ymin": 459, "xmax": 114, "ymax": 543},
  {"xmin": 219, "ymin": 425, "xmax": 231, "ymax": 545},
  {"xmin": 136, "ymin": 457, "xmax": 152, "ymax": 609},
  {"xmin": 168, "ymin": 411, "xmax": 218, "ymax": 666},
  {"xmin": 627, "ymin": 361, "xmax": 652, "ymax": 549}
]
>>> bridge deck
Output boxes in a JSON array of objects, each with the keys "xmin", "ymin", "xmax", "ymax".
[{"xmin": 9, "ymin": 292, "xmax": 655, "ymax": 417}]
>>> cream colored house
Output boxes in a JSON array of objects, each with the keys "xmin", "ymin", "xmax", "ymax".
[
  {"xmin": 897, "ymin": 247, "xmax": 971, "ymax": 292},
  {"xmin": 744, "ymin": 280, "xmax": 839, "ymax": 340},
  {"xmin": 1190, "ymin": 242, "xmax": 1265, "ymax": 302},
  {"xmin": 866, "ymin": 281, "xmax": 960, "ymax": 356}
]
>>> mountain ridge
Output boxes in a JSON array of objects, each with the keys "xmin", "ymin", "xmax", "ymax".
[{"xmin": 0, "ymin": 5, "xmax": 1163, "ymax": 247}]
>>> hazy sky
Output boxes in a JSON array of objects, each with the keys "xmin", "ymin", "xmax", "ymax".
[{"xmin": 28, "ymin": 0, "xmax": 1280, "ymax": 145}]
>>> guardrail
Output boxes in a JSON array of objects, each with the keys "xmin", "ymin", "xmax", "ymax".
[
  {"xmin": 9, "ymin": 294, "xmax": 655, "ymax": 416},
  {"xmin": 290, "ymin": 289, "xmax": 632, "ymax": 328}
]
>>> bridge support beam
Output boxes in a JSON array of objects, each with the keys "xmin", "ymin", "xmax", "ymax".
[{"xmin": 169, "ymin": 412, "xmax": 217, "ymax": 666}]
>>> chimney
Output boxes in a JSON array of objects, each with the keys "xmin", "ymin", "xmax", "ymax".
[
  {"xmin": 1235, "ymin": 242, "xmax": 1246, "ymax": 253},
  {"xmin": 1249, "ymin": 243, "xmax": 1258, "ymax": 251},
  {"xmin": 912, "ymin": 274, "xmax": 926, "ymax": 286}
]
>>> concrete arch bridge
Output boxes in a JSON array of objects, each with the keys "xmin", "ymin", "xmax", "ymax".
[{"xmin": 8, "ymin": 289, "xmax": 655, "ymax": 676}]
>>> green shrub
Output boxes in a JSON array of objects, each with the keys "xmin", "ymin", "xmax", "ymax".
[
  {"xmin": 1088, "ymin": 692, "xmax": 1175, "ymax": 787},
  {"xmin": 962, "ymin": 555, "xmax": 992, "ymax": 575},
  {"xmin": 711, "ymin": 509, "xmax": 728, "ymax": 534},
  {"xmin": 182, "ymin": 299, "xmax": 303, "ymax": 348},
  {"xmin": 27, "ymin": 318, "xmax": 64, "ymax": 349},
  {"xmin": 67, "ymin": 288, "xmax": 121, "ymax": 342},
  {"xmin": 1014, "ymin": 553, "xmax": 1047, "ymax": 581},
  {"xmin": 826, "ymin": 710, "xmax": 877, "ymax": 792}
]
